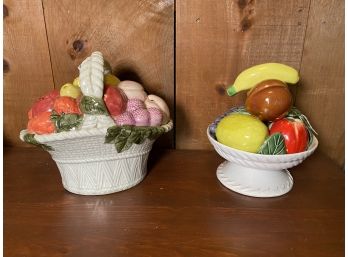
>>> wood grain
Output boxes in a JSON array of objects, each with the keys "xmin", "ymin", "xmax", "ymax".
[
  {"xmin": 176, "ymin": 0, "xmax": 310, "ymax": 150},
  {"xmin": 4, "ymin": 0, "xmax": 54, "ymax": 146},
  {"xmin": 4, "ymin": 147, "xmax": 344, "ymax": 257},
  {"xmin": 41, "ymin": 0, "xmax": 174, "ymax": 147},
  {"xmin": 295, "ymin": 0, "xmax": 344, "ymax": 165}
]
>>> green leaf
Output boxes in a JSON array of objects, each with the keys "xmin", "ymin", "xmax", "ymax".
[
  {"xmin": 51, "ymin": 113, "xmax": 83, "ymax": 132},
  {"xmin": 149, "ymin": 127, "xmax": 165, "ymax": 140},
  {"xmin": 105, "ymin": 126, "xmax": 122, "ymax": 143},
  {"xmin": 104, "ymin": 125, "xmax": 167, "ymax": 153},
  {"xmin": 23, "ymin": 133, "xmax": 54, "ymax": 151},
  {"xmin": 258, "ymin": 133, "xmax": 287, "ymax": 155},
  {"xmin": 114, "ymin": 127, "xmax": 132, "ymax": 153},
  {"xmin": 287, "ymin": 106, "xmax": 318, "ymax": 135},
  {"xmin": 79, "ymin": 95, "xmax": 109, "ymax": 115}
]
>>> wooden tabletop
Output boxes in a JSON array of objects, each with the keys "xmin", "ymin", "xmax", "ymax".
[{"xmin": 4, "ymin": 147, "xmax": 344, "ymax": 257}]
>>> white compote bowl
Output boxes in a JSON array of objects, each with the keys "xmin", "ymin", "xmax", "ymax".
[{"xmin": 207, "ymin": 126, "xmax": 318, "ymax": 197}]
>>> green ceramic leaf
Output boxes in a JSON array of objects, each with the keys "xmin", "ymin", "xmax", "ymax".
[
  {"xmin": 104, "ymin": 126, "xmax": 122, "ymax": 143},
  {"xmin": 258, "ymin": 133, "xmax": 287, "ymax": 155},
  {"xmin": 23, "ymin": 133, "xmax": 54, "ymax": 151},
  {"xmin": 79, "ymin": 95, "xmax": 108, "ymax": 115},
  {"xmin": 287, "ymin": 107, "xmax": 318, "ymax": 135},
  {"xmin": 105, "ymin": 125, "xmax": 166, "ymax": 153},
  {"xmin": 51, "ymin": 113, "xmax": 83, "ymax": 132}
]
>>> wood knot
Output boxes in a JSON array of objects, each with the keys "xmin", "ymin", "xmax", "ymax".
[
  {"xmin": 68, "ymin": 39, "xmax": 86, "ymax": 60},
  {"xmin": 3, "ymin": 4, "xmax": 8, "ymax": 18},
  {"xmin": 238, "ymin": 0, "xmax": 248, "ymax": 10},
  {"xmin": 238, "ymin": 0, "xmax": 254, "ymax": 10},
  {"xmin": 238, "ymin": 0, "xmax": 255, "ymax": 32},
  {"xmin": 73, "ymin": 40, "xmax": 84, "ymax": 52},
  {"xmin": 215, "ymin": 84, "xmax": 226, "ymax": 96},
  {"xmin": 4, "ymin": 59, "xmax": 9, "ymax": 73},
  {"xmin": 241, "ymin": 17, "xmax": 252, "ymax": 32}
]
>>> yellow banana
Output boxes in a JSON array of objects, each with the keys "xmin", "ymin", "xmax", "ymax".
[
  {"xmin": 104, "ymin": 73, "xmax": 120, "ymax": 87},
  {"xmin": 226, "ymin": 63, "xmax": 299, "ymax": 96}
]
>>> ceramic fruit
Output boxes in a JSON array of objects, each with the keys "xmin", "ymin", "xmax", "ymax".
[
  {"xmin": 126, "ymin": 99, "xmax": 146, "ymax": 113},
  {"xmin": 226, "ymin": 63, "xmax": 299, "ymax": 96},
  {"xmin": 53, "ymin": 96, "xmax": 81, "ymax": 115},
  {"xmin": 28, "ymin": 89, "xmax": 59, "ymax": 119},
  {"xmin": 103, "ymin": 85, "xmax": 127, "ymax": 117},
  {"xmin": 132, "ymin": 108, "xmax": 150, "ymax": 126},
  {"xmin": 118, "ymin": 81, "xmax": 147, "ymax": 101},
  {"xmin": 144, "ymin": 95, "xmax": 170, "ymax": 125},
  {"xmin": 148, "ymin": 108, "xmax": 163, "ymax": 126},
  {"xmin": 245, "ymin": 79, "xmax": 293, "ymax": 121},
  {"xmin": 216, "ymin": 113, "xmax": 268, "ymax": 153},
  {"xmin": 104, "ymin": 74, "xmax": 120, "ymax": 87},
  {"xmin": 114, "ymin": 111, "xmax": 135, "ymax": 126},
  {"xmin": 60, "ymin": 83, "xmax": 82, "ymax": 99},
  {"xmin": 269, "ymin": 118, "xmax": 308, "ymax": 154},
  {"xmin": 27, "ymin": 111, "xmax": 56, "ymax": 134},
  {"xmin": 73, "ymin": 77, "xmax": 80, "ymax": 87}
]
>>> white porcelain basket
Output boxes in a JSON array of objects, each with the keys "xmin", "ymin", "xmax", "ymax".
[
  {"xmin": 20, "ymin": 52, "xmax": 173, "ymax": 195},
  {"xmin": 20, "ymin": 121, "xmax": 172, "ymax": 195},
  {"xmin": 207, "ymin": 127, "xmax": 318, "ymax": 197}
]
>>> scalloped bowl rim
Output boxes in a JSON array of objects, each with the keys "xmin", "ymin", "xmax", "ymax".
[{"xmin": 207, "ymin": 126, "xmax": 318, "ymax": 161}]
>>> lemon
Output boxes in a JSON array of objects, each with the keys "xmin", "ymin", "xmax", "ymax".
[
  {"xmin": 72, "ymin": 77, "xmax": 80, "ymax": 87},
  {"xmin": 216, "ymin": 113, "xmax": 268, "ymax": 153},
  {"xmin": 60, "ymin": 83, "xmax": 82, "ymax": 99}
]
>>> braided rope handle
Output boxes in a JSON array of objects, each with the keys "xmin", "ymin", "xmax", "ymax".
[
  {"xmin": 79, "ymin": 51, "xmax": 105, "ymax": 98},
  {"xmin": 78, "ymin": 52, "xmax": 115, "ymax": 128}
]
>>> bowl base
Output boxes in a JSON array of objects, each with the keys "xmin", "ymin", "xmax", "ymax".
[{"xmin": 216, "ymin": 161, "xmax": 293, "ymax": 198}]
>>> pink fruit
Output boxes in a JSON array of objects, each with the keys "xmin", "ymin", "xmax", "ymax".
[
  {"xmin": 103, "ymin": 85, "xmax": 127, "ymax": 116},
  {"xmin": 148, "ymin": 108, "xmax": 163, "ymax": 126},
  {"xmin": 126, "ymin": 98, "xmax": 145, "ymax": 113},
  {"xmin": 132, "ymin": 108, "xmax": 150, "ymax": 126},
  {"xmin": 28, "ymin": 89, "xmax": 60, "ymax": 119},
  {"xmin": 114, "ymin": 111, "xmax": 135, "ymax": 126}
]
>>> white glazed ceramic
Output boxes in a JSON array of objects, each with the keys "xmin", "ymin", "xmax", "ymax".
[
  {"xmin": 20, "ymin": 121, "xmax": 172, "ymax": 195},
  {"xmin": 207, "ymin": 128, "xmax": 318, "ymax": 197},
  {"xmin": 20, "ymin": 52, "xmax": 173, "ymax": 195}
]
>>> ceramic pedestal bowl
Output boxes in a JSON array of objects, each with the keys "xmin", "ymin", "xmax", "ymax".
[{"xmin": 207, "ymin": 126, "xmax": 318, "ymax": 198}]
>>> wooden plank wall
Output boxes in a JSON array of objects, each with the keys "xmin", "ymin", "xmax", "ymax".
[
  {"xmin": 4, "ymin": 0, "xmax": 344, "ymax": 166},
  {"xmin": 4, "ymin": 0, "xmax": 174, "ymax": 148},
  {"xmin": 176, "ymin": 0, "xmax": 344, "ymax": 166}
]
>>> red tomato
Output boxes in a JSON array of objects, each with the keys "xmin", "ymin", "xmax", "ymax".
[
  {"xmin": 27, "ymin": 111, "xmax": 55, "ymax": 134},
  {"xmin": 28, "ymin": 89, "xmax": 60, "ymax": 119},
  {"xmin": 270, "ymin": 118, "xmax": 308, "ymax": 154},
  {"xmin": 103, "ymin": 85, "xmax": 127, "ymax": 117},
  {"xmin": 53, "ymin": 96, "xmax": 81, "ymax": 115}
]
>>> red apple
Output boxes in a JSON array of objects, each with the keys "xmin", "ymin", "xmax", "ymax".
[
  {"xmin": 28, "ymin": 89, "xmax": 59, "ymax": 119},
  {"xmin": 270, "ymin": 118, "xmax": 308, "ymax": 154},
  {"xmin": 103, "ymin": 85, "xmax": 127, "ymax": 117}
]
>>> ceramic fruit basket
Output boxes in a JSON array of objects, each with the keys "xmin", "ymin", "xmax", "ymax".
[
  {"xmin": 208, "ymin": 63, "xmax": 319, "ymax": 198},
  {"xmin": 20, "ymin": 52, "xmax": 173, "ymax": 195}
]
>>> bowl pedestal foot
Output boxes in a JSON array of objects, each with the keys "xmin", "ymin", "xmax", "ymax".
[{"xmin": 216, "ymin": 161, "xmax": 293, "ymax": 198}]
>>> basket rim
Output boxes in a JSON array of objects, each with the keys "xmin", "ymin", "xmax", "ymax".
[{"xmin": 20, "ymin": 120, "xmax": 173, "ymax": 144}]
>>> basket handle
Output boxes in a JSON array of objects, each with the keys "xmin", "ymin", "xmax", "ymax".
[{"xmin": 78, "ymin": 51, "xmax": 105, "ymax": 98}]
